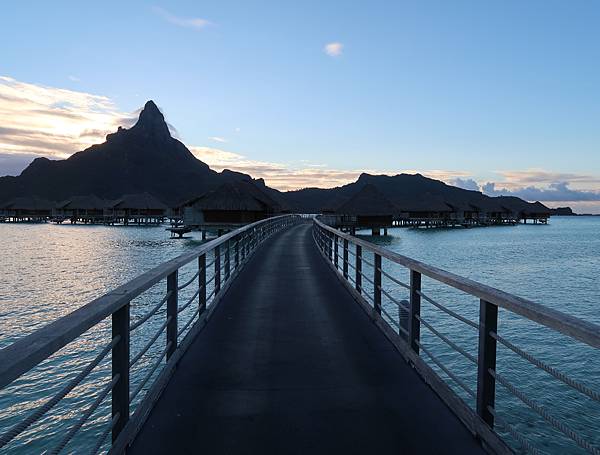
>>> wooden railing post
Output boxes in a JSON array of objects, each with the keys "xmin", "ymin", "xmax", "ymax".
[
  {"xmin": 214, "ymin": 246, "xmax": 221, "ymax": 295},
  {"xmin": 343, "ymin": 239, "xmax": 349, "ymax": 279},
  {"xmin": 224, "ymin": 240, "xmax": 231, "ymax": 281},
  {"xmin": 477, "ymin": 299, "xmax": 498, "ymax": 428},
  {"xmin": 334, "ymin": 235, "xmax": 339, "ymax": 269},
  {"xmin": 198, "ymin": 254, "xmax": 206, "ymax": 314},
  {"xmin": 111, "ymin": 302, "xmax": 130, "ymax": 442},
  {"xmin": 374, "ymin": 253, "xmax": 382, "ymax": 314},
  {"xmin": 409, "ymin": 270, "xmax": 421, "ymax": 353},
  {"xmin": 166, "ymin": 271, "xmax": 178, "ymax": 360},
  {"xmin": 355, "ymin": 244, "xmax": 362, "ymax": 294}
]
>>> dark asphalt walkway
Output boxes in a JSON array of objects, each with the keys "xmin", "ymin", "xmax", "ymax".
[{"xmin": 129, "ymin": 222, "xmax": 484, "ymax": 454}]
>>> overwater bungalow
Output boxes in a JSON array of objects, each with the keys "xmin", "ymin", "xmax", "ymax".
[
  {"xmin": 181, "ymin": 181, "xmax": 281, "ymax": 234},
  {"xmin": 110, "ymin": 193, "xmax": 168, "ymax": 225},
  {"xmin": 333, "ymin": 184, "xmax": 399, "ymax": 235},
  {"xmin": 53, "ymin": 195, "xmax": 111, "ymax": 224},
  {"xmin": 395, "ymin": 195, "xmax": 454, "ymax": 228},
  {"xmin": 496, "ymin": 197, "xmax": 551, "ymax": 224},
  {"xmin": 0, "ymin": 197, "xmax": 54, "ymax": 222}
]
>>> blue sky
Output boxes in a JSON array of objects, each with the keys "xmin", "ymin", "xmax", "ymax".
[{"xmin": 1, "ymin": 1, "xmax": 600, "ymax": 210}]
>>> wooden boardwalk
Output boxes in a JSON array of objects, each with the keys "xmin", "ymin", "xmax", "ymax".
[{"xmin": 129, "ymin": 222, "xmax": 484, "ymax": 454}]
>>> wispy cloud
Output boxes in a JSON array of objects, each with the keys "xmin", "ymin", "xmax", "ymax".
[
  {"xmin": 209, "ymin": 136, "xmax": 227, "ymax": 143},
  {"xmin": 483, "ymin": 181, "xmax": 600, "ymax": 202},
  {"xmin": 68, "ymin": 75, "xmax": 80, "ymax": 82},
  {"xmin": 152, "ymin": 6, "xmax": 211, "ymax": 30},
  {"xmin": 0, "ymin": 76, "xmax": 134, "ymax": 166},
  {"xmin": 324, "ymin": 42, "xmax": 343, "ymax": 57}
]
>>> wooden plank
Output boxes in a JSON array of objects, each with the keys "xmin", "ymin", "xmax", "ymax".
[{"xmin": 314, "ymin": 218, "xmax": 600, "ymax": 349}]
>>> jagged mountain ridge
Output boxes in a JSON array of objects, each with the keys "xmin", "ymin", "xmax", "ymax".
[
  {"xmin": 0, "ymin": 101, "xmax": 268, "ymax": 205},
  {"xmin": 0, "ymin": 100, "xmax": 548, "ymax": 214}
]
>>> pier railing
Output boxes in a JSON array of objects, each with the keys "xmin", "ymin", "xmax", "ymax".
[
  {"xmin": 313, "ymin": 217, "xmax": 600, "ymax": 454},
  {"xmin": 0, "ymin": 214, "xmax": 299, "ymax": 454}
]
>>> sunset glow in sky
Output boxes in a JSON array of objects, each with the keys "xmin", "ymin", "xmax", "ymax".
[{"xmin": 1, "ymin": 1, "xmax": 600, "ymax": 212}]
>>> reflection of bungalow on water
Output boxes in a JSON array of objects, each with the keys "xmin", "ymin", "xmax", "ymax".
[
  {"xmin": 182, "ymin": 181, "xmax": 282, "ymax": 236},
  {"xmin": 0, "ymin": 197, "xmax": 54, "ymax": 222},
  {"xmin": 110, "ymin": 193, "xmax": 168, "ymax": 225},
  {"xmin": 329, "ymin": 184, "xmax": 398, "ymax": 235},
  {"xmin": 53, "ymin": 195, "xmax": 111, "ymax": 224}
]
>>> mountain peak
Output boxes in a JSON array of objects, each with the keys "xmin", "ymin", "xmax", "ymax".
[{"xmin": 132, "ymin": 100, "xmax": 171, "ymax": 139}]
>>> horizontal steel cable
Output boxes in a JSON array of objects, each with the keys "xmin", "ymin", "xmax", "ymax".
[
  {"xmin": 205, "ymin": 274, "xmax": 216, "ymax": 286},
  {"xmin": 378, "ymin": 285, "xmax": 410, "ymax": 311},
  {"xmin": 491, "ymin": 369, "xmax": 600, "ymax": 455},
  {"xmin": 486, "ymin": 406, "xmax": 541, "ymax": 455},
  {"xmin": 49, "ymin": 373, "xmax": 120, "ymax": 455},
  {"xmin": 0, "ymin": 336, "xmax": 120, "ymax": 449},
  {"xmin": 360, "ymin": 271, "xmax": 376, "ymax": 286},
  {"xmin": 130, "ymin": 292, "xmax": 172, "ymax": 331},
  {"xmin": 88, "ymin": 412, "xmax": 119, "ymax": 455},
  {"xmin": 178, "ymin": 288, "xmax": 201, "ymax": 314},
  {"xmin": 378, "ymin": 267, "xmax": 411, "ymax": 290},
  {"xmin": 490, "ymin": 331, "xmax": 600, "ymax": 403},
  {"xmin": 129, "ymin": 316, "xmax": 171, "ymax": 368},
  {"xmin": 205, "ymin": 259, "xmax": 216, "ymax": 269},
  {"xmin": 416, "ymin": 340, "xmax": 476, "ymax": 399},
  {"xmin": 206, "ymin": 288, "xmax": 216, "ymax": 303},
  {"xmin": 416, "ymin": 314, "xmax": 477, "ymax": 365},
  {"xmin": 178, "ymin": 309, "xmax": 199, "ymax": 338},
  {"xmin": 361, "ymin": 256, "xmax": 375, "ymax": 268},
  {"xmin": 177, "ymin": 271, "xmax": 200, "ymax": 291},
  {"xmin": 130, "ymin": 342, "xmax": 172, "ymax": 402},
  {"xmin": 417, "ymin": 290, "xmax": 479, "ymax": 329},
  {"xmin": 380, "ymin": 306, "xmax": 401, "ymax": 330}
]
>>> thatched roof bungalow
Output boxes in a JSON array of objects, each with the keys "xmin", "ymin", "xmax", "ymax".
[
  {"xmin": 334, "ymin": 184, "xmax": 399, "ymax": 229},
  {"xmin": 182, "ymin": 181, "xmax": 281, "ymax": 226},
  {"xmin": 1, "ymin": 197, "xmax": 54, "ymax": 221},
  {"xmin": 395, "ymin": 194, "xmax": 452, "ymax": 220},
  {"xmin": 111, "ymin": 193, "xmax": 168, "ymax": 216},
  {"xmin": 54, "ymin": 195, "xmax": 110, "ymax": 220}
]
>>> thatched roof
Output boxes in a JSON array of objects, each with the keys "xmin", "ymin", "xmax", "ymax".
[
  {"xmin": 111, "ymin": 193, "xmax": 168, "ymax": 210},
  {"xmin": 395, "ymin": 194, "xmax": 452, "ymax": 213},
  {"xmin": 1, "ymin": 196, "xmax": 55, "ymax": 210},
  {"xmin": 185, "ymin": 181, "xmax": 281, "ymax": 212},
  {"xmin": 335, "ymin": 184, "xmax": 399, "ymax": 216},
  {"xmin": 56, "ymin": 195, "xmax": 109, "ymax": 210}
]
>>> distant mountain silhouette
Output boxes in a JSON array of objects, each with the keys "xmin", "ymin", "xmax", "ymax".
[
  {"xmin": 285, "ymin": 173, "xmax": 550, "ymax": 215},
  {"xmin": 0, "ymin": 101, "xmax": 267, "ymax": 205},
  {"xmin": 0, "ymin": 100, "xmax": 548, "ymax": 215}
]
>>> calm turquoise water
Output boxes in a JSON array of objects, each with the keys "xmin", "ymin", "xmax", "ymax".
[{"xmin": 0, "ymin": 218, "xmax": 599, "ymax": 453}]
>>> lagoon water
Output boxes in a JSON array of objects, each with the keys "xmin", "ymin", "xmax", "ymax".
[{"xmin": 0, "ymin": 218, "xmax": 599, "ymax": 453}]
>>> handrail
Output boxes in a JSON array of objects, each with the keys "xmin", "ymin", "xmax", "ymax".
[
  {"xmin": 0, "ymin": 213, "xmax": 299, "ymax": 453},
  {"xmin": 312, "ymin": 217, "xmax": 600, "ymax": 454},
  {"xmin": 0, "ymin": 215, "xmax": 293, "ymax": 390},
  {"xmin": 314, "ymin": 217, "xmax": 600, "ymax": 349}
]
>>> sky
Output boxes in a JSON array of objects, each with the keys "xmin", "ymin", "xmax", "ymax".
[{"xmin": 1, "ymin": 1, "xmax": 600, "ymax": 212}]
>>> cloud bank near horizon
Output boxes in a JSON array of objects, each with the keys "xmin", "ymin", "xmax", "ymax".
[{"xmin": 1, "ymin": 75, "xmax": 599, "ymax": 211}]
